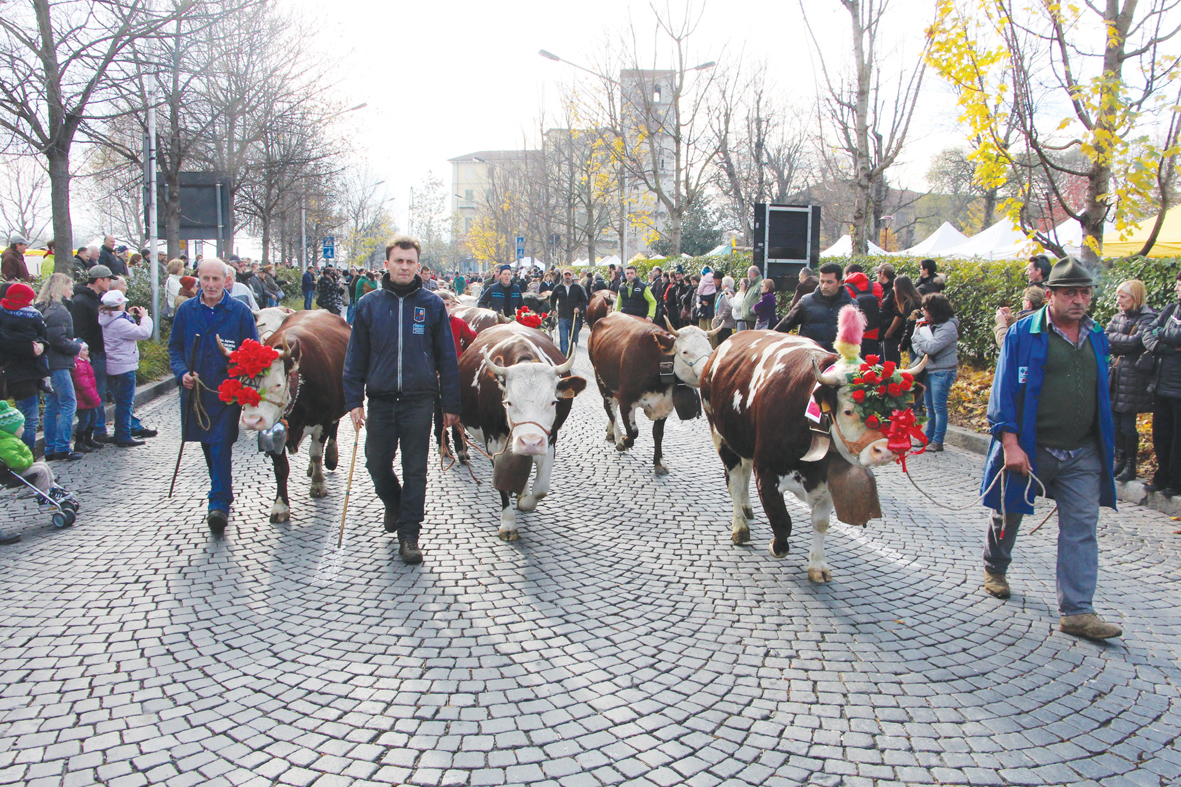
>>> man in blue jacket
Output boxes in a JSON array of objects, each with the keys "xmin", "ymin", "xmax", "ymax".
[
  {"xmin": 478, "ymin": 264, "xmax": 522, "ymax": 317},
  {"xmin": 980, "ymin": 258, "xmax": 1120, "ymax": 641},
  {"xmin": 168, "ymin": 258, "xmax": 259, "ymax": 535},
  {"xmin": 302, "ymin": 267, "xmax": 316, "ymax": 310},
  {"xmin": 344, "ymin": 235, "xmax": 461, "ymax": 565}
]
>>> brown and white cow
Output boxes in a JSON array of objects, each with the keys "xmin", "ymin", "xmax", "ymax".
[
  {"xmin": 459, "ymin": 323, "xmax": 587, "ymax": 540},
  {"xmin": 587, "ymin": 312, "xmax": 719, "ymax": 475},
  {"xmin": 454, "ymin": 305, "xmax": 511, "ymax": 335},
  {"xmin": 232, "ymin": 310, "xmax": 351, "ymax": 523},
  {"xmin": 584, "ymin": 290, "xmax": 616, "ymax": 329},
  {"xmin": 699, "ymin": 330, "xmax": 924, "ymax": 582}
]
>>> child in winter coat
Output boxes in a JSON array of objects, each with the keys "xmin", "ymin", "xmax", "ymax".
[
  {"xmin": 0, "ymin": 401, "xmax": 65, "ymax": 544},
  {"xmin": 97, "ymin": 290, "xmax": 153, "ymax": 446},
  {"xmin": 753, "ymin": 278, "xmax": 778, "ymax": 330},
  {"xmin": 71, "ymin": 344, "xmax": 103, "ymax": 453}
]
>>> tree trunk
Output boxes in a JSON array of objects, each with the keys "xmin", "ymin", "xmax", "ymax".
[
  {"xmin": 669, "ymin": 209, "xmax": 683, "ymax": 259},
  {"xmin": 981, "ymin": 186, "xmax": 997, "ymax": 231},
  {"xmin": 850, "ymin": 0, "xmax": 872, "ymax": 256},
  {"xmin": 47, "ymin": 149, "xmax": 73, "ymax": 277}
]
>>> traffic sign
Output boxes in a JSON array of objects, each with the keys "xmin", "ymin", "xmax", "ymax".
[
  {"xmin": 516, "ymin": 235, "xmax": 525, "ymax": 260},
  {"xmin": 323, "ymin": 236, "xmax": 334, "ymax": 260}
]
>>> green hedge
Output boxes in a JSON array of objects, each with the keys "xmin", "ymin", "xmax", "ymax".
[{"xmin": 635, "ymin": 252, "xmax": 1181, "ymax": 364}]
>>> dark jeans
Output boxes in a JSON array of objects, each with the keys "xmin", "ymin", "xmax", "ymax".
[
  {"xmin": 882, "ymin": 337, "xmax": 902, "ymax": 365},
  {"xmin": 983, "ymin": 443, "xmax": 1101, "ymax": 616},
  {"xmin": 14, "ymin": 394, "xmax": 38, "ymax": 452},
  {"xmin": 303, "ymin": 290, "xmax": 314, "ymax": 310},
  {"xmin": 1151, "ymin": 395, "xmax": 1181, "ymax": 487},
  {"xmin": 1112, "ymin": 410, "xmax": 1138, "ymax": 439},
  {"xmin": 558, "ymin": 317, "xmax": 583, "ymax": 356},
  {"xmin": 109, "ymin": 371, "xmax": 137, "ymax": 442},
  {"xmin": 365, "ymin": 396, "xmax": 433, "ymax": 539},
  {"xmin": 90, "ymin": 353, "xmax": 109, "ymax": 436}
]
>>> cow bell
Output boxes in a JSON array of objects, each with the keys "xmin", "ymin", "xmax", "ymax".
[{"xmin": 257, "ymin": 420, "xmax": 287, "ymax": 455}]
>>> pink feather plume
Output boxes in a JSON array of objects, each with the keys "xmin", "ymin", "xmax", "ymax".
[{"xmin": 836, "ymin": 305, "xmax": 866, "ymax": 348}]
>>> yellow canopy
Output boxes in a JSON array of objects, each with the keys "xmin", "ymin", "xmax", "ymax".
[{"xmin": 1103, "ymin": 206, "xmax": 1181, "ymax": 257}]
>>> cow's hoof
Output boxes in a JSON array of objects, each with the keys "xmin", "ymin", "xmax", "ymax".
[
  {"xmin": 458, "ymin": 452, "xmax": 470, "ymax": 465},
  {"xmin": 324, "ymin": 440, "xmax": 339, "ymax": 470},
  {"xmin": 498, "ymin": 529, "xmax": 519, "ymax": 541},
  {"xmin": 732, "ymin": 526, "xmax": 750, "ymax": 545},
  {"xmin": 743, "ymin": 506, "xmax": 754, "ymax": 520},
  {"xmin": 306, "ymin": 465, "xmax": 314, "ymax": 478},
  {"xmin": 309, "ymin": 483, "xmax": 328, "ymax": 498},
  {"xmin": 269, "ymin": 505, "xmax": 290, "ymax": 523},
  {"xmin": 614, "ymin": 440, "xmax": 628, "ymax": 452},
  {"xmin": 808, "ymin": 566, "xmax": 832, "ymax": 583},
  {"xmin": 654, "ymin": 463, "xmax": 669, "ymax": 476},
  {"xmin": 768, "ymin": 539, "xmax": 789, "ymax": 558},
  {"xmin": 517, "ymin": 494, "xmax": 538, "ymax": 512}
]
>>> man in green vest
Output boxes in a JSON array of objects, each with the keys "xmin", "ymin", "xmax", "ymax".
[
  {"xmin": 980, "ymin": 257, "xmax": 1120, "ymax": 641},
  {"xmin": 615, "ymin": 264, "xmax": 656, "ymax": 320}
]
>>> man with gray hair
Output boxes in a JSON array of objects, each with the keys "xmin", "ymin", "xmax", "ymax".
[
  {"xmin": 2, "ymin": 234, "xmax": 32, "ymax": 282},
  {"xmin": 168, "ymin": 257, "xmax": 259, "ymax": 535},
  {"xmin": 224, "ymin": 265, "xmax": 260, "ymax": 311},
  {"xmin": 736, "ymin": 265, "xmax": 763, "ymax": 331}
]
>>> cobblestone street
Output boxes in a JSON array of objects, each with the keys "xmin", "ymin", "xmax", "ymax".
[{"xmin": 1, "ymin": 350, "xmax": 1179, "ymax": 787}]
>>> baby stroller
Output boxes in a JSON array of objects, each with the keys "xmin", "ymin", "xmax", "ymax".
[{"xmin": 1, "ymin": 467, "xmax": 80, "ymax": 529}]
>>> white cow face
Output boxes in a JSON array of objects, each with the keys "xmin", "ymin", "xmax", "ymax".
[
  {"xmin": 485, "ymin": 354, "xmax": 586, "ymax": 456},
  {"xmin": 239, "ymin": 345, "xmax": 300, "ymax": 432},
  {"xmin": 254, "ymin": 307, "xmax": 295, "ymax": 340},
  {"xmin": 670, "ymin": 325, "xmax": 715, "ymax": 388}
]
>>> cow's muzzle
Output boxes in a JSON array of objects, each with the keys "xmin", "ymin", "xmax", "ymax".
[{"xmin": 508, "ymin": 420, "xmax": 551, "ymax": 456}]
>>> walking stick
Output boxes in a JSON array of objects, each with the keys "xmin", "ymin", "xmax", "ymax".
[
  {"xmin": 338, "ymin": 424, "xmax": 361, "ymax": 549},
  {"xmin": 169, "ymin": 334, "xmax": 200, "ymax": 498}
]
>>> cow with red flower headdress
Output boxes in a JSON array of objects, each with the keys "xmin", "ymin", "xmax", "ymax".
[{"xmin": 699, "ymin": 305, "xmax": 925, "ymax": 582}]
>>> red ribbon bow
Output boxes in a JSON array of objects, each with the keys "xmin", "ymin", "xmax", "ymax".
[{"xmin": 885, "ymin": 408, "xmax": 927, "ymax": 471}]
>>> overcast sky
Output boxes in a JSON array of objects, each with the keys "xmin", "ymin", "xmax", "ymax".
[{"xmin": 289, "ymin": 0, "xmax": 963, "ymax": 228}]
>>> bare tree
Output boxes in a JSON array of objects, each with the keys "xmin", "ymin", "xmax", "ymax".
[
  {"xmin": 802, "ymin": 0, "xmax": 928, "ymax": 254},
  {"xmin": 0, "ymin": 0, "xmax": 197, "ymax": 274},
  {"xmin": 0, "ymin": 154, "xmax": 51, "ymax": 242}
]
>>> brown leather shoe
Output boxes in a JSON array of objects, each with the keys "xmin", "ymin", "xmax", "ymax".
[
  {"xmin": 1060, "ymin": 614, "xmax": 1122, "ymax": 641},
  {"xmin": 983, "ymin": 570, "xmax": 1010, "ymax": 599}
]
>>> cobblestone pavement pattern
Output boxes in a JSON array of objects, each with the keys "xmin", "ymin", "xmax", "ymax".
[{"xmin": 1, "ymin": 350, "xmax": 1180, "ymax": 787}]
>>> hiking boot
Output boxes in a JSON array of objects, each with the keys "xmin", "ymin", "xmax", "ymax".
[
  {"xmin": 45, "ymin": 451, "xmax": 83, "ymax": 462},
  {"xmin": 983, "ymin": 570, "xmax": 1010, "ymax": 599},
  {"xmin": 73, "ymin": 439, "xmax": 94, "ymax": 454},
  {"xmin": 384, "ymin": 508, "xmax": 398, "ymax": 533},
  {"xmin": 92, "ymin": 432, "xmax": 114, "ymax": 444},
  {"xmin": 131, "ymin": 427, "xmax": 158, "ymax": 438},
  {"xmin": 928, "ymin": 442, "xmax": 944, "ymax": 452},
  {"xmin": 1060, "ymin": 613, "xmax": 1122, "ymax": 641},
  {"xmin": 207, "ymin": 510, "xmax": 228, "ymax": 535},
  {"xmin": 399, "ymin": 537, "xmax": 423, "ymax": 565},
  {"xmin": 114, "ymin": 438, "xmax": 146, "ymax": 447},
  {"xmin": 81, "ymin": 430, "xmax": 104, "ymax": 450}
]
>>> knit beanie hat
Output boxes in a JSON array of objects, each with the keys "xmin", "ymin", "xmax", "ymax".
[
  {"xmin": 0, "ymin": 401, "xmax": 25, "ymax": 435},
  {"xmin": 1, "ymin": 282, "xmax": 35, "ymax": 311}
]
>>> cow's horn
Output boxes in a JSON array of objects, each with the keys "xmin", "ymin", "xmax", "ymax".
[
  {"xmin": 215, "ymin": 335, "xmax": 233, "ymax": 358},
  {"xmin": 555, "ymin": 344, "xmax": 576, "ymax": 374},
  {"xmin": 812, "ymin": 356, "xmax": 842, "ymax": 387},
  {"xmin": 278, "ymin": 333, "xmax": 291, "ymax": 360},
  {"xmin": 901, "ymin": 354, "xmax": 928, "ymax": 376},
  {"xmin": 662, "ymin": 315, "xmax": 680, "ymax": 337},
  {"xmin": 483, "ymin": 349, "xmax": 509, "ymax": 377},
  {"xmin": 706, "ymin": 324, "xmax": 724, "ymax": 338},
  {"xmin": 497, "ymin": 313, "xmax": 512, "ymax": 324}
]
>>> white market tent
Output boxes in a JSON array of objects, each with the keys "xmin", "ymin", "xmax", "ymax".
[
  {"xmin": 940, "ymin": 220, "xmax": 1028, "ymax": 259},
  {"xmin": 703, "ymin": 243, "xmax": 734, "ymax": 257},
  {"xmin": 516, "ymin": 256, "xmax": 544, "ymax": 271},
  {"xmin": 986, "ymin": 219, "xmax": 1083, "ymax": 260},
  {"xmin": 597, "ymin": 254, "xmax": 622, "ymax": 268},
  {"xmin": 895, "ymin": 222, "xmax": 969, "ymax": 257},
  {"xmin": 820, "ymin": 235, "xmax": 887, "ymax": 257}
]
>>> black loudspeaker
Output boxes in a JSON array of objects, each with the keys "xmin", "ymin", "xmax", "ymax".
[{"xmin": 754, "ymin": 203, "xmax": 821, "ymax": 292}]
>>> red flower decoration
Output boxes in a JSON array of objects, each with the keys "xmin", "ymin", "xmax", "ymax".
[
  {"xmin": 887, "ymin": 383, "xmax": 902, "ymax": 397},
  {"xmin": 882, "ymin": 361, "xmax": 896, "ymax": 377},
  {"xmin": 852, "ymin": 389, "xmax": 866, "ymax": 402},
  {"xmin": 865, "ymin": 354, "xmax": 880, "ymax": 365},
  {"xmin": 218, "ymin": 378, "xmax": 243, "ymax": 403},
  {"xmin": 227, "ymin": 339, "xmax": 279, "ymax": 379},
  {"xmin": 884, "ymin": 408, "xmax": 928, "ymax": 471},
  {"xmin": 901, "ymin": 379, "xmax": 913, "ymax": 391},
  {"xmin": 515, "ymin": 306, "xmax": 543, "ymax": 328},
  {"xmin": 860, "ymin": 363, "xmax": 870, "ymax": 372},
  {"xmin": 853, "ymin": 377, "xmax": 863, "ymax": 385},
  {"xmin": 865, "ymin": 414, "xmax": 881, "ymax": 429},
  {"xmin": 901, "ymin": 372, "xmax": 914, "ymax": 383}
]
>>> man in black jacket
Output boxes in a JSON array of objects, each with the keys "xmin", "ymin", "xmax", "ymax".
[
  {"xmin": 344, "ymin": 235, "xmax": 461, "ymax": 565},
  {"xmin": 71, "ymin": 265, "xmax": 114, "ymax": 442},
  {"xmin": 478, "ymin": 264, "xmax": 522, "ymax": 317},
  {"xmin": 98, "ymin": 236, "xmax": 127, "ymax": 277},
  {"xmin": 549, "ymin": 269, "xmax": 588, "ymax": 356},
  {"xmin": 774, "ymin": 262, "xmax": 853, "ymax": 351}
]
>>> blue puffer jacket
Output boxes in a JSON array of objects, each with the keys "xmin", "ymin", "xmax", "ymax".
[
  {"xmin": 981, "ymin": 307, "xmax": 1115, "ymax": 516},
  {"xmin": 168, "ymin": 289, "xmax": 259, "ymax": 444},
  {"xmin": 343, "ymin": 274, "xmax": 461, "ymax": 413}
]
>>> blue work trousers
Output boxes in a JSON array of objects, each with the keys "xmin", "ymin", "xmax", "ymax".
[
  {"xmin": 983, "ymin": 443, "xmax": 1102, "ymax": 616},
  {"xmin": 365, "ymin": 396, "xmax": 433, "ymax": 539},
  {"xmin": 303, "ymin": 290, "xmax": 315, "ymax": 310},
  {"xmin": 201, "ymin": 441, "xmax": 235, "ymax": 512},
  {"xmin": 42, "ymin": 369, "xmax": 77, "ymax": 454},
  {"xmin": 14, "ymin": 394, "xmax": 38, "ymax": 452}
]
